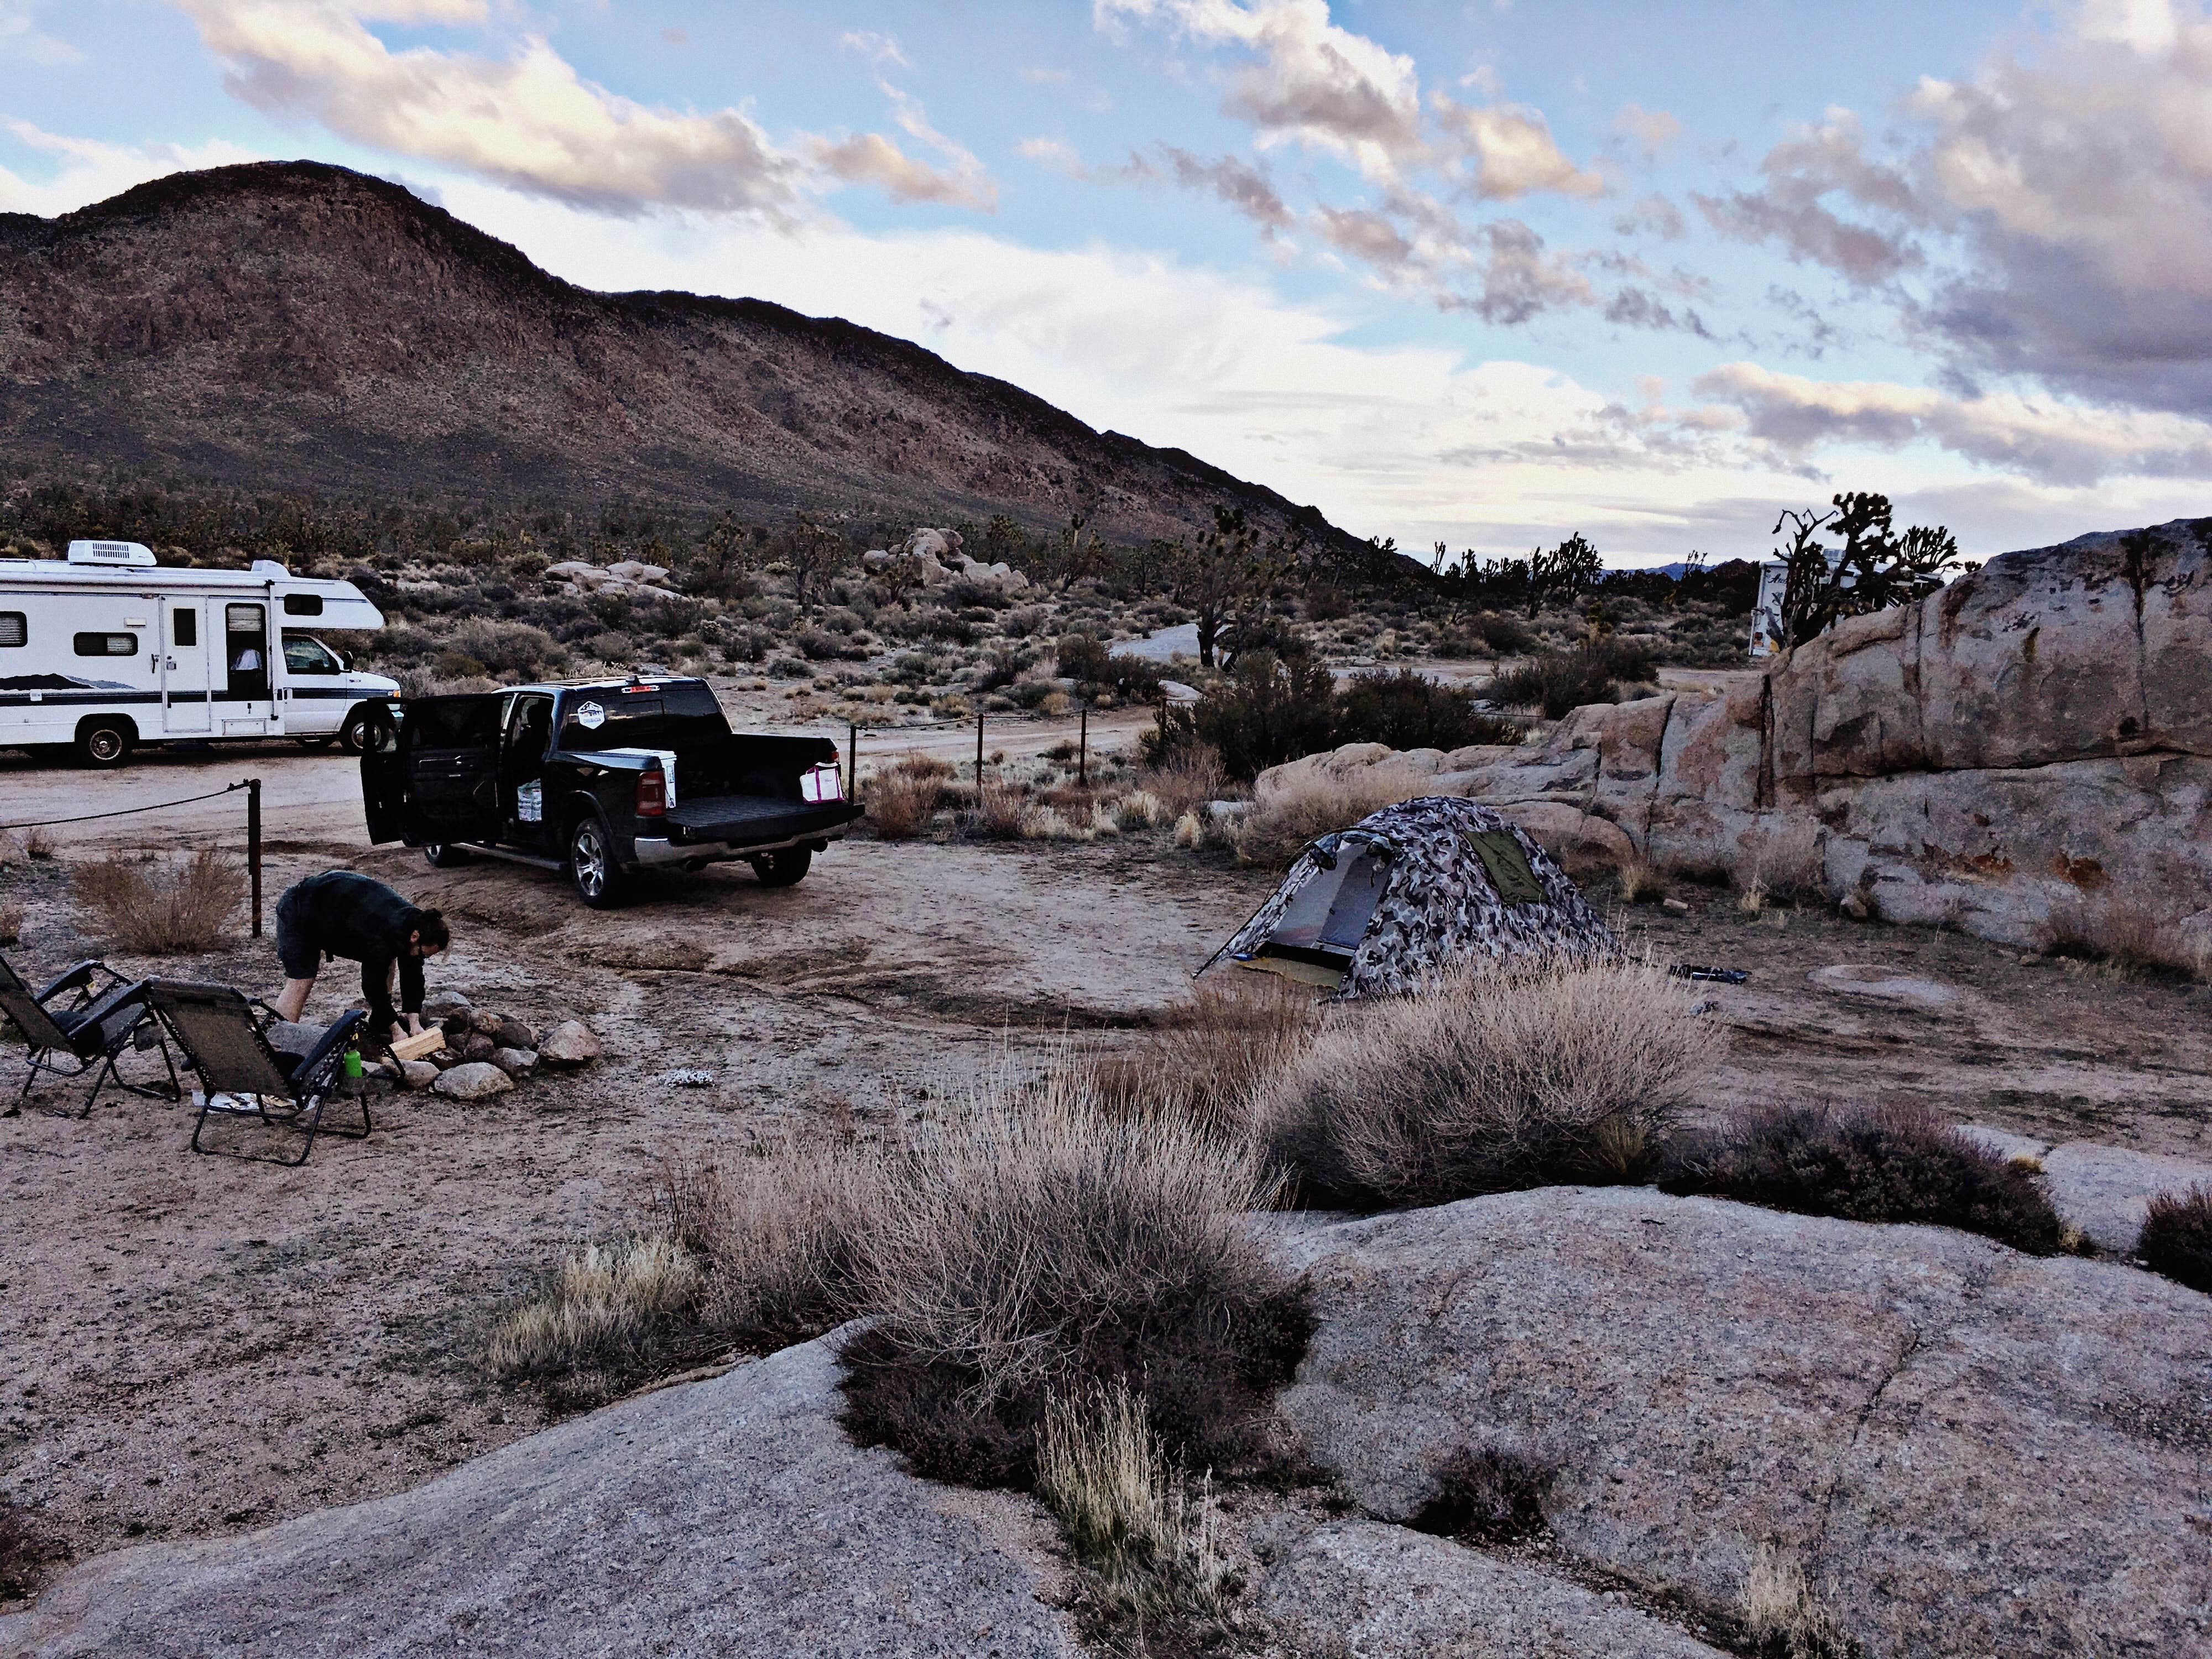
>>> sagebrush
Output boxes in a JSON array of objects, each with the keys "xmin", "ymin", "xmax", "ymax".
[
  {"xmin": 72, "ymin": 850, "xmax": 245, "ymax": 953},
  {"xmin": 2137, "ymin": 1185, "xmax": 2212, "ymax": 1293},
  {"xmin": 1089, "ymin": 975, "xmax": 1320, "ymax": 1137}
]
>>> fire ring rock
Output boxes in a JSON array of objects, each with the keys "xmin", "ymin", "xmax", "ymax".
[
  {"xmin": 432, "ymin": 1062, "xmax": 514, "ymax": 1100},
  {"xmin": 538, "ymin": 1021, "xmax": 604, "ymax": 1067}
]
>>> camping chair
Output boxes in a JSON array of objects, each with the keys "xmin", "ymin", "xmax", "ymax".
[
  {"xmin": 141, "ymin": 979, "xmax": 369, "ymax": 1166},
  {"xmin": 1, "ymin": 952, "xmax": 178, "ymax": 1119}
]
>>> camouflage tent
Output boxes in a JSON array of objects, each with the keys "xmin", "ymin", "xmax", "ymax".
[{"xmin": 1211, "ymin": 796, "xmax": 1616, "ymax": 999}]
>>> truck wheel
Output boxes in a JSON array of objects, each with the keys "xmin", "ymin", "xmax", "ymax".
[
  {"xmin": 76, "ymin": 717, "xmax": 134, "ymax": 769},
  {"xmin": 422, "ymin": 842, "xmax": 472, "ymax": 868},
  {"xmin": 567, "ymin": 814, "xmax": 627, "ymax": 908},
  {"xmin": 338, "ymin": 707, "xmax": 374, "ymax": 755},
  {"xmin": 750, "ymin": 847, "xmax": 812, "ymax": 888}
]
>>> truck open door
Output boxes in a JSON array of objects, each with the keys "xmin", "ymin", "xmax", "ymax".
[
  {"xmin": 359, "ymin": 701, "xmax": 413, "ymax": 844},
  {"xmin": 400, "ymin": 694, "xmax": 504, "ymax": 847}
]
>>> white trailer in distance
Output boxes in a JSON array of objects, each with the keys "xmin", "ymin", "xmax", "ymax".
[{"xmin": 0, "ymin": 540, "xmax": 396, "ymax": 766}]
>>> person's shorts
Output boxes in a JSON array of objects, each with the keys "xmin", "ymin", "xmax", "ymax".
[{"xmin": 273, "ymin": 894, "xmax": 322, "ymax": 980}]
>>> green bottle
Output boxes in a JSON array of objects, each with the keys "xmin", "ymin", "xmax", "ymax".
[{"xmin": 342, "ymin": 1045, "xmax": 363, "ymax": 1079}]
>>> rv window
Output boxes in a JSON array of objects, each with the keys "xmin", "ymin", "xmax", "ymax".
[
  {"xmin": 74, "ymin": 632, "xmax": 139, "ymax": 657},
  {"xmin": 282, "ymin": 594, "xmax": 324, "ymax": 616},
  {"xmin": 0, "ymin": 613, "xmax": 23, "ymax": 648},
  {"xmin": 173, "ymin": 609, "xmax": 197, "ymax": 647}
]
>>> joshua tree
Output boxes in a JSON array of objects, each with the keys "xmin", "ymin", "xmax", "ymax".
[
  {"xmin": 1175, "ymin": 507, "xmax": 1298, "ymax": 668},
  {"xmin": 1772, "ymin": 493, "xmax": 1970, "ymax": 648}
]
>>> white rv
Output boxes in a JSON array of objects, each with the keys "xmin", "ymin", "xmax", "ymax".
[{"xmin": 0, "ymin": 540, "xmax": 397, "ymax": 766}]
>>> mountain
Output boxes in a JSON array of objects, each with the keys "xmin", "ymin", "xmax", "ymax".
[{"xmin": 0, "ymin": 161, "xmax": 1356, "ymax": 550}]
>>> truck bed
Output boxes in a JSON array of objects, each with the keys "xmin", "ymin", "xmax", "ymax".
[{"xmin": 663, "ymin": 793, "xmax": 862, "ymax": 848}]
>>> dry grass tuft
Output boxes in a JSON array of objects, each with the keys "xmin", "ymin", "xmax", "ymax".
[
  {"xmin": 1091, "ymin": 975, "xmax": 1321, "ymax": 1138},
  {"xmin": 1741, "ymin": 1542, "xmax": 1852, "ymax": 1659},
  {"xmin": 72, "ymin": 849, "xmax": 245, "ymax": 953},
  {"xmin": 1257, "ymin": 958, "xmax": 1720, "ymax": 1210},
  {"xmin": 2137, "ymin": 1184, "xmax": 2212, "ymax": 1293},
  {"xmin": 1230, "ymin": 765, "xmax": 1437, "ymax": 869},
  {"xmin": 0, "ymin": 900, "xmax": 20, "ymax": 947},
  {"xmin": 1615, "ymin": 855, "xmax": 1667, "ymax": 904},
  {"xmin": 839, "ymin": 1066, "xmax": 1306, "ymax": 1486},
  {"xmin": 1140, "ymin": 745, "xmax": 1229, "ymax": 820},
  {"xmin": 1660, "ymin": 1100, "xmax": 2066, "ymax": 1254},
  {"xmin": 1740, "ymin": 819, "xmax": 1825, "ymax": 907},
  {"xmin": 868, "ymin": 754, "xmax": 952, "ymax": 839},
  {"xmin": 487, "ymin": 1235, "xmax": 703, "ymax": 1400},
  {"xmin": 1408, "ymin": 1435, "xmax": 1559, "ymax": 1543},
  {"xmin": 2045, "ymin": 898, "xmax": 2205, "ymax": 982},
  {"xmin": 22, "ymin": 826, "xmax": 54, "ymax": 861},
  {"xmin": 1035, "ymin": 1381, "xmax": 1233, "ymax": 1629},
  {"xmin": 972, "ymin": 779, "xmax": 1029, "ymax": 840}
]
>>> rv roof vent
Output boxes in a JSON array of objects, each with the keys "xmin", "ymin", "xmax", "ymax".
[
  {"xmin": 65, "ymin": 540, "xmax": 157, "ymax": 567},
  {"xmin": 250, "ymin": 559, "xmax": 291, "ymax": 577}
]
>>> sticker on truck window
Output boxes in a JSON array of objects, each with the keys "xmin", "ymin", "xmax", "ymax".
[
  {"xmin": 575, "ymin": 701, "xmax": 605, "ymax": 729},
  {"xmin": 517, "ymin": 780, "xmax": 543, "ymax": 823}
]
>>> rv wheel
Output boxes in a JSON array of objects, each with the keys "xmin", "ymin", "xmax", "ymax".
[
  {"xmin": 338, "ymin": 707, "xmax": 374, "ymax": 755},
  {"xmin": 76, "ymin": 718, "xmax": 134, "ymax": 769}
]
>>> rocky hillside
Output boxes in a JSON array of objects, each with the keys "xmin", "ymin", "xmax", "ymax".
[{"xmin": 0, "ymin": 162, "xmax": 1350, "ymax": 549}]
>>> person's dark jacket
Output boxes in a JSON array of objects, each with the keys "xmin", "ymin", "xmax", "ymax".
[{"xmin": 281, "ymin": 872, "xmax": 428, "ymax": 1033}]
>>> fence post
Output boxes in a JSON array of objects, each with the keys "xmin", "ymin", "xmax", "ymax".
[
  {"xmin": 847, "ymin": 721, "xmax": 858, "ymax": 803},
  {"xmin": 247, "ymin": 777, "xmax": 263, "ymax": 938},
  {"xmin": 1078, "ymin": 702, "xmax": 1088, "ymax": 786},
  {"xmin": 975, "ymin": 710, "xmax": 985, "ymax": 784}
]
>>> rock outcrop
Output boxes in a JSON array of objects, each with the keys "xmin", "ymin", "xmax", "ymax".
[
  {"xmin": 1264, "ymin": 519, "xmax": 2212, "ymax": 951},
  {"xmin": 0, "ymin": 1336, "xmax": 1078, "ymax": 1659},
  {"xmin": 1271, "ymin": 1187, "xmax": 2212, "ymax": 1659}
]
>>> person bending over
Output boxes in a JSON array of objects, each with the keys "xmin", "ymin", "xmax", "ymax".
[{"xmin": 270, "ymin": 870, "xmax": 450, "ymax": 1043}]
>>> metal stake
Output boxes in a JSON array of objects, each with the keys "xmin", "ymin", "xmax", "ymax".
[
  {"xmin": 847, "ymin": 721, "xmax": 858, "ymax": 803},
  {"xmin": 975, "ymin": 710, "xmax": 985, "ymax": 783},
  {"xmin": 247, "ymin": 777, "xmax": 263, "ymax": 938},
  {"xmin": 1078, "ymin": 702, "xmax": 1088, "ymax": 786}
]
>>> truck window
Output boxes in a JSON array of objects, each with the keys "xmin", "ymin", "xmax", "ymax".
[
  {"xmin": 410, "ymin": 697, "xmax": 503, "ymax": 749},
  {"xmin": 0, "ymin": 613, "xmax": 23, "ymax": 648},
  {"xmin": 74, "ymin": 631, "xmax": 139, "ymax": 656}
]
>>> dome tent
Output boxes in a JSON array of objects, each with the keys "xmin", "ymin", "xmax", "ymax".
[{"xmin": 1209, "ymin": 796, "xmax": 1617, "ymax": 998}]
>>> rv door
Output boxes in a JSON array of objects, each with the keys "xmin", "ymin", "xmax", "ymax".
[{"xmin": 161, "ymin": 598, "xmax": 211, "ymax": 734}]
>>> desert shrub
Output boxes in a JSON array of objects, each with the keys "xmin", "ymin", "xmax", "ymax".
[
  {"xmin": 1139, "ymin": 745, "xmax": 1229, "ymax": 820},
  {"xmin": 0, "ymin": 900, "xmax": 20, "ymax": 946},
  {"xmin": 2137, "ymin": 1185, "xmax": 2212, "ymax": 1292},
  {"xmin": 487, "ymin": 1235, "xmax": 704, "ymax": 1401},
  {"xmin": 658, "ymin": 1144, "xmax": 886, "ymax": 1347},
  {"xmin": 971, "ymin": 779, "xmax": 1029, "ymax": 841},
  {"xmin": 795, "ymin": 628, "xmax": 847, "ymax": 661},
  {"xmin": 1035, "ymin": 1381, "xmax": 1233, "ymax": 1628},
  {"xmin": 767, "ymin": 656, "xmax": 815, "ymax": 680},
  {"xmin": 1057, "ymin": 631, "xmax": 1111, "ymax": 680},
  {"xmin": 1090, "ymin": 976, "xmax": 1321, "ymax": 1137},
  {"xmin": 1475, "ymin": 613, "xmax": 1534, "ymax": 653},
  {"xmin": 73, "ymin": 850, "xmax": 245, "ymax": 953},
  {"xmin": 1145, "ymin": 651, "xmax": 1337, "ymax": 780},
  {"xmin": 1229, "ymin": 764, "xmax": 1435, "ymax": 868},
  {"xmin": 23, "ymin": 826, "xmax": 53, "ymax": 860},
  {"xmin": 1740, "ymin": 819, "xmax": 1826, "ymax": 907},
  {"xmin": 867, "ymin": 755, "xmax": 951, "ymax": 839},
  {"xmin": 1408, "ymin": 1435, "xmax": 1558, "ymax": 1543},
  {"xmin": 1615, "ymin": 855, "xmax": 1667, "ymax": 903},
  {"xmin": 2044, "ymin": 899, "xmax": 2205, "ymax": 982},
  {"xmin": 1333, "ymin": 668, "xmax": 1522, "ymax": 752},
  {"xmin": 1256, "ymin": 959, "xmax": 1719, "ymax": 1210},
  {"xmin": 839, "ymin": 1068, "xmax": 1306, "ymax": 1487},
  {"xmin": 447, "ymin": 617, "xmax": 565, "ymax": 679},
  {"xmin": 0, "ymin": 1498, "xmax": 64, "ymax": 1603},
  {"xmin": 1302, "ymin": 583, "xmax": 1352, "ymax": 623},
  {"xmin": 1658, "ymin": 1101, "xmax": 2067, "ymax": 1254},
  {"xmin": 1487, "ymin": 639, "xmax": 1656, "ymax": 719}
]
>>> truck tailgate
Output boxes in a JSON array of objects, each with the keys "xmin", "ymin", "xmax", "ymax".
[{"xmin": 663, "ymin": 794, "xmax": 861, "ymax": 848}]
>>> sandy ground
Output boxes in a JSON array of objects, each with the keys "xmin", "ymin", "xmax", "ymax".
[{"xmin": 4, "ymin": 725, "xmax": 2210, "ymax": 1601}]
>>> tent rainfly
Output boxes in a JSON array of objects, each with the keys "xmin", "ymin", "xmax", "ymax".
[{"xmin": 1209, "ymin": 796, "xmax": 1618, "ymax": 998}]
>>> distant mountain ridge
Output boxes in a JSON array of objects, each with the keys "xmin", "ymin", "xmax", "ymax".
[{"xmin": 0, "ymin": 161, "xmax": 1356, "ymax": 550}]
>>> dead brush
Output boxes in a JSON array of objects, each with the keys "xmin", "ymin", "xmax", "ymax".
[
  {"xmin": 1255, "ymin": 957, "xmax": 1721, "ymax": 1209},
  {"xmin": 0, "ymin": 900, "xmax": 20, "ymax": 947},
  {"xmin": 2044, "ymin": 898, "xmax": 2203, "ymax": 983},
  {"xmin": 1230, "ymin": 765, "xmax": 1435, "ymax": 869},
  {"xmin": 72, "ymin": 849, "xmax": 246, "ymax": 954},
  {"xmin": 1741, "ymin": 1543, "xmax": 1852, "ymax": 1659},
  {"xmin": 1615, "ymin": 854, "xmax": 1667, "ymax": 904},
  {"xmin": 22, "ymin": 826, "xmax": 54, "ymax": 861},
  {"xmin": 867, "ymin": 754, "xmax": 953, "ymax": 840},
  {"xmin": 839, "ymin": 1063, "xmax": 1307, "ymax": 1488},
  {"xmin": 1140, "ymin": 745, "xmax": 1230, "ymax": 820},
  {"xmin": 971, "ymin": 779, "xmax": 1030, "ymax": 841},
  {"xmin": 2137, "ymin": 1184, "xmax": 2212, "ymax": 1293},
  {"xmin": 486, "ymin": 1235, "xmax": 704, "ymax": 1402},
  {"xmin": 1089, "ymin": 974, "xmax": 1322, "ymax": 1138}
]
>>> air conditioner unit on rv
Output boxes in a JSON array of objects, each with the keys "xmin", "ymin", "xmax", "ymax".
[{"xmin": 65, "ymin": 540, "xmax": 157, "ymax": 567}]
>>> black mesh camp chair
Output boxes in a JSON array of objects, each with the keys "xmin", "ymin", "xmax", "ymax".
[
  {"xmin": 140, "ymin": 979, "xmax": 369, "ymax": 1166},
  {"xmin": 1, "ymin": 953, "xmax": 178, "ymax": 1119}
]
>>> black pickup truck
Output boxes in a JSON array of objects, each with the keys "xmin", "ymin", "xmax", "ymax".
[{"xmin": 359, "ymin": 676, "xmax": 862, "ymax": 906}]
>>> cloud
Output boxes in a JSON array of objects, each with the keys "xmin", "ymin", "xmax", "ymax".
[
  {"xmin": 1021, "ymin": 65, "xmax": 1072, "ymax": 85},
  {"xmin": 0, "ymin": 123, "xmax": 262, "ymax": 215},
  {"xmin": 1613, "ymin": 192, "xmax": 1685, "ymax": 239},
  {"xmin": 1693, "ymin": 109, "xmax": 1923, "ymax": 283},
  {"xmin": 837, "ymin": 30, "xmax": 908, "ymax": 68},
  {"xmin": 1018, "ymin": 136, "xmax": 1089, "ymax": 177},
  {"xmin": 1432, "ymin": 93, "xmax": 1603, "ymax": 200},
  {"xmin": 0, "ymin": 0, "xmax": 83, "ymax": 64},
  {"xmin": 168, "ymin": 1, "xmax": 994, "ymax": 216},
  {"xmin": 1613, "ymin": 102, "xmax": 1682, "ymax": 159},
  {"xmin": 1159, "ymin": 146, "xmax": 1294, "ymax": 234},
  {"xmin": 1692, "ymin": 360, "xmax": 2212, "ymax": 484}
]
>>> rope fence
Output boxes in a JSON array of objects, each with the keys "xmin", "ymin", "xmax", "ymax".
[{"xmin": 0, "ymin": 781, "xmax": 252, "ymax": 833}]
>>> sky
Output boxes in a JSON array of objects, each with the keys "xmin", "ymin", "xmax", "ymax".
[{"xmin": 3, "ymin": 1, "xmax": 2211, "ymax": 565}]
